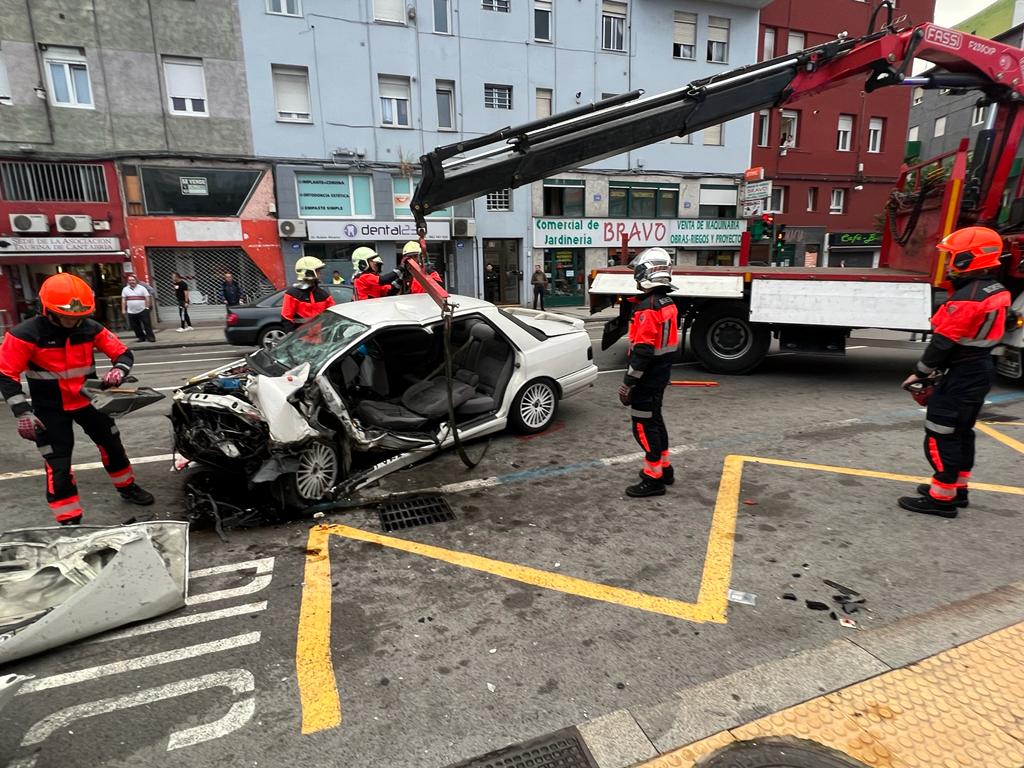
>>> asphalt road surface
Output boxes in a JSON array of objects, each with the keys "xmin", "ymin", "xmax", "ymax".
[{"xmin": 1, "ymin": 330, "xmax": 1022, "ymax": 768}]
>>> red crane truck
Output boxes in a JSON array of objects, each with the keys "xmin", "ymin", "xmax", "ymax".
[{"xmin": 412, "ymin": 4, "xmax": 1024, "ymax": 377}]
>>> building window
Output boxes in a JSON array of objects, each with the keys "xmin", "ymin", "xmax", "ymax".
[
  {"xmin": 601, "ymin": 1, "xmax": 627, "ymax": 52},
  {"xmin": 934, "ymin": 116, "xmax": 946, "ymax": 138},
  {"xmin": 482, "ymin": 0, "xmax": 510, "ymax": 11},
  {"xmin": 379, "ymin": 75, "xmax": 412, "ymax": 127},
  {"xmin": 42, "ymin": 46, "xmax": 93, "ymax": 109},
  {"xmin": 762, "ymin": 28, "xmax": 775, "ymax": 61},
  {"xmin": 608, "ymin": 183, "xmax": 678, "ymax": 218},
  {"xmin": 392, "ymin": 176, "xmax": 452, "ymax": 218},
  {"xmin": 780, "ymin": 109, "xmax": 799, "ymax": 148},
  {"xmin": 971, "ymin": 104, "xmax": 987, "ymax": 126},
  {"xmin": 703, "ymin": 123, "xmax": 723, "ymax": 146},
  {"xmin": 296, "ymin": 173, "xmax": 374, "ymax": 218},
  {"xmin": 707, "ymin": 16, "xmax": 729, "ymax": 63},
  {"xmin": 266, "ymin": 0, "xmax": 301, "ymax": 16},
  {"xmin": 807, "ymin": 186, "xmax": 818, "ymax": 212},
  {"xmin": 162, "ymin": 57, "xmax": 207, "ymax": 116},
  {"xmin": 272, "ymin": 65, "xmax": 312, "ymax": 122},
  {"xmin": 0, "ymin": 161, "xmax": 108, "ymax": 202},
  {"xmin": 770, "ymin": 185, "xmax": 786, "ymax": 213},
  {"xmin": 673, "ymin": 12, "xmax": 696, "ymax": 60},
  {"xmin": 535, "ymin": 0, "xmax": 552, "ymax": 41},
  {"xmin": 543, "ymin": 182, "xmax": 585, "ymax": 216},
  {"xmin": 757, "ymin": 110, "xmax": 770, "ymax": 147},
  {"xmin": 0, "ymin": 50, "xmax": 12, "ymax": 105},
  {"xmin": 867, "ymin": 117, "xmax": 884, "ymax": 153},
  {"xmin": 435, "ymin": 80, "xmax": 455, "ymax": 129},
  {"xmin": 908, "ymin": 125, "xmax": 919, "ymax": 142},
  {"xmin": 434, "ymin": 0, "xmax": 451, "ymax": 33},
  {"xmin": 374, "ymin": 0, "xmax": 406, "ymax": 22},
  {"xmin": 912, "ymin": 87, "xmax": 924, "ymax": 105},
  {"xmin": 484, "ymin": 83, "xmax": 512, "ymax": 109},
  {"xmin": 536, "ymin": 87, "xmax": 552, "ymax": 118},
  {"xmin": 836, "ymin": 114, "xmax": 853, "ymax": 151},
  {"xmin": 829, "ymin": 188, "xmax": 846, "ymax": 214},
  {"xmin": 787, "ymin": 31, "xmax": 805, "ymax": 54},
  {"xmin": 486, "ymin": 189, "xmax": 512, "ymax": 211}
]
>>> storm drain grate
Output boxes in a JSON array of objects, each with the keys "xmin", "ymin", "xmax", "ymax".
[
  {"xmin": 378, "ymin": 494, "xmax": 455, "ymax": 532},
  {"xmin": 446, "ymin": 728, "xmax": 597, "ymax": 768}
]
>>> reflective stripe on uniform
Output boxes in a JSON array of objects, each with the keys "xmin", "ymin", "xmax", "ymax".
[
  {"xmin": 959, "ymin": 338, "xmax": 998, "ymax": 348},
  {"xmin": 925, "ymin": 419, "xmax": 956, "ymax": 435},
  {"xmin": 642, "ymin": 459, "xmax": 662, "ymax": 479},
  {"xmin": 660, "ymin": 450, "xmax": 671, "ymax": 468},
  {"xmin": 957, "ymin": 471, "xmax": 971, "ymax": 487},
  {"xmin": 48, "ymin": 495, "xmax": 83, "ymax": 522},
  {"xmin": 626, "ymin": 366, "xmax": 643, "ymax": 378},
  {"xmin": 630, "ymin": 408, "xmax": 653, "ymax": 418},
  {"xmin": 929, "ymin": 479, "xmax": 957, "ymax": 500},
  {"xmin": 653, "ymin": 346, "xmax": 675, "ymax": 356},
  {"xmin": 26, "ymin": 366, "xmax": 95, "ymax": 380},
  {"xmin": 928, "ymin": 436, "xmax": 945, "ymax": 473},
  {"xmin": 636, "ymin": 423, "xmax": 651, "ymax": 453},
  {"xmin": 6, "ymin": 393, "xmax": 27, "ymax": 406},
  {"xmin": 108, "ymin": 465, "xmax": 135, "ymax": 488}
]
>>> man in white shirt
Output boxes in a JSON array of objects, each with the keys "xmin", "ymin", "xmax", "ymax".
[{"xmin": 121, "ymin": 274, "xmax": 156, "ymax": 343}]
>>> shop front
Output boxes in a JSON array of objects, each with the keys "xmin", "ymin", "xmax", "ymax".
[
  {"xmin": 542, "ymin": 248, "xmax": 585, "ymax": 306},
  {"xmin": 827, "ymin": 231, "xmax": 882, "ymax": 268}
]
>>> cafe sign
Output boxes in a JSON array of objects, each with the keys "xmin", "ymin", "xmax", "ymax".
[
  {"xmin": 828, "ymin": 231, "xmax": 883, "ymax": 248},
  {"xmin": 532, "ymin": 218, "xmax": 746, "ymax": 248}
]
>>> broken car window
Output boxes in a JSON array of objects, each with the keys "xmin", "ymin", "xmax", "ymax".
[{"xmin": 268, "ymin": 313, "xmax": 369, "ymax": 372}]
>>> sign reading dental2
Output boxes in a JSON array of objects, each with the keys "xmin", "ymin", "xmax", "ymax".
[{"xmin": 532, "ymin": 218, "xmax": 747, "ymax": 248}]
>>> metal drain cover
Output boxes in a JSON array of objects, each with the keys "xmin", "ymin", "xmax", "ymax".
[
  {"xmin": 698, "ymin": 737, "xmax": 870, "ymax": 767},
  {"xmin": 446, "ymin": 727, "xmax": 597, "ymax": 768},
  {"xmin": 378, "ymin": 494, "xmax": 455, "ymax": 532}
]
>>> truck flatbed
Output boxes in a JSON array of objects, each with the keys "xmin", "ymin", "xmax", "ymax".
[{"xmin": 598, "ymin": 266, "xmax": 931, "ymax": 283}]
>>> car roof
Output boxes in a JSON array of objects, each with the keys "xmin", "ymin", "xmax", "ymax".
[{"xmin": 327, "ymin": 293, "xmax": 492, "ymax": 325}]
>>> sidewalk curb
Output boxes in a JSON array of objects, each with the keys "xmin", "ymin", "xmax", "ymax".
[{"xmin": 119, "ymin": 339, "xmax": 236, "ymax": 352}]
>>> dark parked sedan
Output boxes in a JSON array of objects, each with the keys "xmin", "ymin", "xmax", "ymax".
[{"xmin": 224, "ymin": 284, "xmax": 354, "ymax": 348}]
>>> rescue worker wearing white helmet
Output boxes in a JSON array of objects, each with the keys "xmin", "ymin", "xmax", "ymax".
[
  {"xmin": 352, "ymin": 246, "xmax": 402, "ymax": 300},
  {"xmin": 617, "ymin": 247, "xmax": 679, "ymax": 498},
  {"xmin": 400, "ymin": 241, "xmax": 443, "ymax": 295},
  {"xmin": 281, "ymin": 255, "xmax": 335, "ymax": 329}
]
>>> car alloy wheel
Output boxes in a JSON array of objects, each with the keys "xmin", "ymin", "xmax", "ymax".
[
  {"xmin": 261, "ymin": 328, "xmax": 287, "ymax": 349},
  {"xmin": 294, "ymin": 441, "xmax": 339, "ymax": 501},
  {"xmin": 519, "ymin": 381, "xmax": 556, "ymax": 430}
]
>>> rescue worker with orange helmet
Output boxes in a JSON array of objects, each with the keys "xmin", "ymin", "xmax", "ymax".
[
  {"xmin": 617, "ymin": 248, "xmax": 679, "ymax": 498},
  {"xmin": 899, "ymin": 226, "xmax": 1011, "ymax": 517},
  {"xmin": 352, "ymin": 246, "xmax": 402, "ymax": 300},
  {"xmin": 400, "ymin": 241, "xmax": 443, "ymax": 295},
  {"xmin": 0, "ymin": 273, "xmax": 154, "ymax": 525},
  {"xmin": 281, "ymin": 255, "xmax": 335, "ymax": 330}
]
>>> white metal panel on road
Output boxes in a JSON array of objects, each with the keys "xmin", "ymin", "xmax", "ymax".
[
  {"xmin": 749, "ymin": 280, "xmax": 932, "ymax": 329},
  {"xmin": 589, "ymin": 272, "xmax": 744, "ymax": 298}
]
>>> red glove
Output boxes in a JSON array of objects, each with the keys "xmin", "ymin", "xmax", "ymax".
[
  {"xmin": 17, "ymin": 412, "xmax": 44, "ymax": 441},
  {"xmin": 102, "ymin": 368, "xmax": 125, "ymax": 389}
]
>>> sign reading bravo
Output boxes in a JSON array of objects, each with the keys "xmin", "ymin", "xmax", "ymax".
[{"xmin": 532, "ymin": 218, "xmax": 746, "ymax": 248}]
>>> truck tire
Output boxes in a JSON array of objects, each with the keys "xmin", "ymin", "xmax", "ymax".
[{"xmin": 690, "ymin": 301, "xmax": 770, "ymax": 374}]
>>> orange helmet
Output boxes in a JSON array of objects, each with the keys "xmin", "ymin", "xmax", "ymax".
[
  {"xmin": 38, "ymin": 273, "xmax": 95, "ymax": 317},
  {"xmin": 938, "ymin": 226, "xmax": 1004, "ymax": 276}
]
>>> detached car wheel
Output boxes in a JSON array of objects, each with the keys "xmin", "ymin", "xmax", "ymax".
[
  {"xmin": 510, "ymin": 378, "xmax": 559, "ymax": 434},
  {"xmin": 258, "ymin": 324, "xmax": 287, "ymax": 350},
  {"xmin": 690, "ymin": 301, "xmax": 770, "ymax": 375},
  {"xmin": 283, "ymin": 440, "xmax": 340, "ymax": 507}
]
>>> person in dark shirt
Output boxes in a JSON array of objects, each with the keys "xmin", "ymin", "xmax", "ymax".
[
  {"xmin": 217, "ymin": 271, "xmax": 243, "ymax": 312},
  {"xmin": 172, "ymin": 272, "xmax": 193, "ymax": 332}
]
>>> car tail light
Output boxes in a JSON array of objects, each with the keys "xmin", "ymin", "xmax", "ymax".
[{"xmin": 225, "ymin": 313, "xmax": 239, "ymax": 326}]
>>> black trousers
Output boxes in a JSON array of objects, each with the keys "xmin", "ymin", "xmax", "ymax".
[
  {"xmin": 127, "ymin": 310, "xmax": 155, "ymax": 342},
  {"xmin": 922, "ymin": 358, "xmax": 993, "ymax": 500},
  {"xmin": 34, "ymin": 405, "xmax": 135, "ymax": 522},
  {"xmin": 532, "ymin": 285, "xmax": 545, "ymax": 310},
  {"xmin": 630, "ymin": 366, "xmax": 672, "ymax": 479},
  {"xmin": 178, "ymin": 304, "xmax": 192, "ymax": 328}
]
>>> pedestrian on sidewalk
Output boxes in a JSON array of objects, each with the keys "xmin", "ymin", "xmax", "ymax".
[
  {"xmin": 531, "ymin": 265, "xmax": 548, "ymax": 310},
  {"xmin": 121, "ymin": 274, "xmax": 156, "ymax": 343},
  {"xmin": 217, "ymin": 271, "xmax": 243, "ymax": 313},
  {"xmin": 0, "ymin": 273, "xmax": 154, "ymax": 525},
  {"xmin": 172, "ymin": 272, "xmax": 193, "ymax": 332}
]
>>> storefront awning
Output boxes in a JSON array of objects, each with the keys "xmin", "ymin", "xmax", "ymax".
[{"xmin": 0, "ymin": 252, "xmax": 127, "ymax": 265}]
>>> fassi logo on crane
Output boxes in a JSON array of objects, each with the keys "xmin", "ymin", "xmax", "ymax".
[{"xmin": 925, "ymin": 25, "xmax": 963, "ymax": 51}]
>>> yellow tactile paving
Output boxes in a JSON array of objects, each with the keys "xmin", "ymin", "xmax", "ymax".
[{"xmin": 639, "ymin": 621, "xmax": 1024, "ymax": 768}]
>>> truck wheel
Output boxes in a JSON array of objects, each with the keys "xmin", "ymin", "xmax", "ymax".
[{"xmin": 690, "ymin": 301, "xmax": 770, "ymax": 374}]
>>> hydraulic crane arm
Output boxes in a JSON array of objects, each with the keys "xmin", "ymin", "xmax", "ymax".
[{"xmin": 412, "ymin": 14, "xmax": 1024, "ymax": 227}]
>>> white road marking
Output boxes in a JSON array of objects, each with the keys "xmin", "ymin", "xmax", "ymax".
[
  {"xmin": 0, "ymin": 453, "xmax": 174, "ymax": 482},
  {"xmin": 97, "ymin": 356, "xmax": 240, "ymax": 369},
  {"xmin": 846, "ymin": 345, "xmax": 868, "ymax": 350},
  {"xmin": 17, "ymin": 633, "xmax": 261, "ymax": 694},
  {"xmin": 190, "ymin": 558, "xmax": 275, "ymax": 579},
  {"xmin": 86, "ymin": 602, "xmax": 269, "ymax": 644},
  {"xmin": 169, "ymin": 695, "xmax": 256, "ymax": 751},
  {"xmin": 596, "ymin": 352, "xmax": 795, "ymax": 375},
  {"xmin": 187, "ymin": 558, "xmax": 276, "ymax": 606}
]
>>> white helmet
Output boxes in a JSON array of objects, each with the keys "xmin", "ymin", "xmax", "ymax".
[
  {"xmin": 295, "ymin": 255, "xmax": 326, "ymax": 282},
  {"xmin": 631, "ymin": 247, "xmax": 675, "ymax": 291}
]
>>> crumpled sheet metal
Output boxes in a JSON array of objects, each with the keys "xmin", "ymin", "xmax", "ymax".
[
  {"xmin": 0, "ymin": 521, "xmax": 188, "ymax": 665},
  {"xmin": 0, "ymin": 673, "xmax": 32, "ymax": 714}
]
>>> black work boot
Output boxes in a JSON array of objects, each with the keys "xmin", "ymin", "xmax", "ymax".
[
  {"xmin": 639, "ymin": 466, "xmax": 674, "ymax": 486},
  {"xmin": 916, "ymin": 484, "xmax": 968, "ymax": 508},
  {"xmin": 898, "ymin": 495, "xmax": 958, "ymax": 519},
  {"xmin": 59, "ymin": 515, "xmax": 82, "ymax": 526},
  {"xmin": 119, "ymin": 483, "xmax": 155, "ymax": 506},
  {"xmin": 626, "ymin": 475, "xmax": 666, "ymax": 498}
]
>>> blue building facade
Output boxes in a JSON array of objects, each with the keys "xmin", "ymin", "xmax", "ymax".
[{"xmin": 238, "ymin": 0, "xmax": 767, "ymax": 302}]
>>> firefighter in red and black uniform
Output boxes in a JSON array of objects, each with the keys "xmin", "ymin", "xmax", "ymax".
[
  {"xmin": 400, "ymin": 241, "xmax": 443, "ymax": 295},
  {"xmin": 352, "ymin": 247, "xmax": 402, "ymax": 300},
  {"xmin": 0, "ymin": 273, "xmax": 154, "ymax": 525},
  {"xmin": 281, "ymin": 256, "xmax": 335, "ymax": 330},
  {"xmin": 617, "ymin": 248, "xmax": 680, "ymax": 498},
  {"xmin": 899, "ymin": 226, "xmax": 1011, "ymax": 518}
]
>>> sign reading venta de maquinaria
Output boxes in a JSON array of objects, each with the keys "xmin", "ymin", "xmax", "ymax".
[{"xmin": 532, "ymin": 218, "xmax": 747, "ymax": 249}]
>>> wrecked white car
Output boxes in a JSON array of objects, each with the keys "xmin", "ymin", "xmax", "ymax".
[{"xmin": 171, "ymin": 295, "xmax": 598, "ymax": 508}]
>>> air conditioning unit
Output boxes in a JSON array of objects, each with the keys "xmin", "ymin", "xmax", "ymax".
[
  {"xmin": 56, "ymin": 214, "xmax": 94, "ymax": 233},
  {"xmin": 453, "ymin": 218, "xmax": 476, "ymax": 237},
  {"xmin": 9, "ymin": 213, "xmax": 48, "ymax": 233},
  {"xmin": 278, "ymin": 219, "xmax": 307, "ymax": 238}
]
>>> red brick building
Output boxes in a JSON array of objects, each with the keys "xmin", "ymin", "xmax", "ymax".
[{"xmin": 751, "ymin": 0, "xmax": 935, "ymax": 267}]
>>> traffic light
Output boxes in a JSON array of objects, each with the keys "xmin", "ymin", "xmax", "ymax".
[
  {"xmin": 757, "ymin": 213, "xmax": 774, "ymax": 241},
  {"xmin": 773, "ymin": 224, "xmax": 787, "ymax": 255},
  {"xmin": 750, "ymin": 220, "xmax": 763, "ymax": 240}
]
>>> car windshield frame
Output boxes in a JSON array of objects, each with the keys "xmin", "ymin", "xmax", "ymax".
[{"xmin": 266, "ymin": 312, "xmax": 370, "ymax": 372}]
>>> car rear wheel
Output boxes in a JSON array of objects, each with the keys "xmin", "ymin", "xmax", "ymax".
[
  {"xmin": 509, "ymin": 378, "xmax": 559, "ymax": 434},
  {"xmin": 258, "ymin": 324, "xmax": 287, "ymax": 349},
  {"xmin": 282, "ymin": 440, "xmax": 340, "ymax": 508}
]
